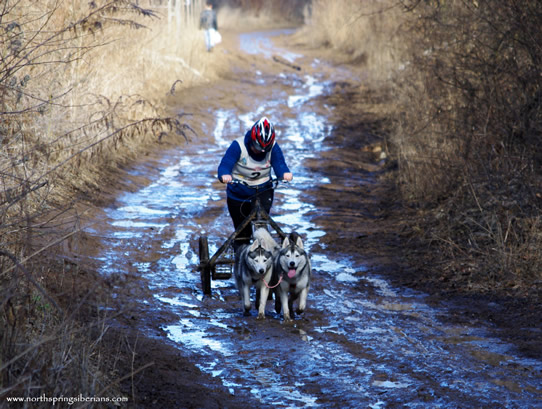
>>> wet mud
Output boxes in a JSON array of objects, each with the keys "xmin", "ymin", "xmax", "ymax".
[{"xmin": 79, "ymin": 30, "xmax": 542, "ymax": 408}]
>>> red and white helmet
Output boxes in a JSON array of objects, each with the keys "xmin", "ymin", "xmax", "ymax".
[{"xmin": 250, "ymin": 117, "xmax": 275, "ymax": 153}]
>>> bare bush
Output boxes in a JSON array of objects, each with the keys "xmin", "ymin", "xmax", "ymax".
[
  {"xmin": 295, "ymin": 1, "xmax": 542, "ymax": 289},
  {"xmin": 393, "ymin": 1, "xmax": 542, "ymax": 286},
  {"xmin": 1, "ymin": 0, "xmax": 204, "ymax": 402}
]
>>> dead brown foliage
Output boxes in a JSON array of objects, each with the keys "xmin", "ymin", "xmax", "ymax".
[
  {"xmin": 394, "ymin": 1, "xmax": 542, "ymax": 290},
  {"xmin": 293, "ymin": 0, "xmax": 542, "ymax": 292},
  {"xmin": 0, "ymin": 0, "xmax": 193, "ymax": 404}
]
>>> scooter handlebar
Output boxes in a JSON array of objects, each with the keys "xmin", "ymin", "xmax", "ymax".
[{"xmin": 228, "ymin": 178, "xmax": 288, "ymax": 187}]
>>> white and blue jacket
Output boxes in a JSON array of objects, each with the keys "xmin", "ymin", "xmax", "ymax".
[{"xmin": 217, "ymin": 131, "xmax": 290, "ymax": 202}]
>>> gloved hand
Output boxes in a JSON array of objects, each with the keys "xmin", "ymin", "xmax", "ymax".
[{"xmin": 282, "ymin": 172, "xmax": 293, "ymax": 182}]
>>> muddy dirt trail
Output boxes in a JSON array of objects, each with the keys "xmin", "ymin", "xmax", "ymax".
[{"xmin": 82, "ymin": 30, "xmax": 542, "ymax": 408}]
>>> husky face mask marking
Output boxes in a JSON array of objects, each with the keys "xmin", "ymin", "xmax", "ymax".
[
  {"xmin": 278, "ymin": 233, "xmax": 308, "ymax": 279},
  {"xmin": 246, "ymin": 241, "xmax": 273, "ymax": 277},
  {"xmin": 280, "ymin": 246, "xmax": 303, "ymax": 278}
]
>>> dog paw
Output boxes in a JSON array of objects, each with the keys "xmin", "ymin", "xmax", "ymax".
[
  {"xmin": 256, "ymin": 313, "xmax": 266, "ymax": 320},
  {"xmin": 283, "ymin": 316, "xmax": 293, "ymax": 323},
  {"xmin": 243, "ymin": 310, "xmax": 251, "ymax": 317}
]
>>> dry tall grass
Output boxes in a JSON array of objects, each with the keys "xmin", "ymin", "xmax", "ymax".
[
  {"xmin": 0, "ymin": 0, "xmax": 222, "ymax": 403},
  {"xmin": 393, "ymin": 1, "xmax": 542, "ymax": 287},
  {"xmin": 296, "ymin": 1, "xmax": 542, "ymax": 290},
  {"xmin": 292, "ymin": 0, "xmax": 406, "ymax": 83}
]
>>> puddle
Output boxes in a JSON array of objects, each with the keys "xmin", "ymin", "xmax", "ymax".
[{"xmin": 90, "ymin": 30, "xmax": 542, "ymax": 408}]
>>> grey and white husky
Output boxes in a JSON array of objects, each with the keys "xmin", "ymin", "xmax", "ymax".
[
  {"xmin": 234, "ymin": 228, "xmax": 279, "ymax": 319},
  {"xmin": 274, "ymin": 232, "xmax": 311, "ymax": 322}
]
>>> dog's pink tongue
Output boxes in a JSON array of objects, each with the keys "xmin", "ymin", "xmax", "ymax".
[{"xmin": 288, "ymin": 268, "xmax": 296, "ymax": 278}]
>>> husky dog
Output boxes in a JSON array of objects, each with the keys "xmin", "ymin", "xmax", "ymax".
[
  {"xmin": 234, "ymin": 228, "xmax": 279, "ymax": 319},
  {"xmin": 274, "ymin": 232, "xmax": 311, "ymax": 322}
]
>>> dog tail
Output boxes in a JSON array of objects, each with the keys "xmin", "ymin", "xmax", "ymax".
[
  {"xmin": 253, "ymin": 227, "xmax": 270, "ymax": 242},
  {"xmin": 253, "ymin": 228, "xmax": 279, "ymax": 251}
]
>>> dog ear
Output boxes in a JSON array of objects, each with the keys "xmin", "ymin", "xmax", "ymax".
[
  {"xmin": 249, "ymin": 239, "xmax": 260, "ymax": 251},
  {"xmin": 281, "ymin": 236, "xmax": 290, "ymax": 249},
  {"xmin": 295, "ymin": 235, "xmax": 304, "ymax": 250}
]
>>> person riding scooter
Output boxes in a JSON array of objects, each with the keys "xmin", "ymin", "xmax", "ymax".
[{"xmin": 217, "ymin": 117, "xmax": 293, "ymax": 251}]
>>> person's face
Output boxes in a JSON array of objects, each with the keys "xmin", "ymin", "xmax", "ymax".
[{"xmin": 251, "ymin": 143, "xmax": 265, "ymax": 154}]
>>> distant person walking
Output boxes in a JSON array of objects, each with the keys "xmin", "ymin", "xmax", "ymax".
[{"xmin": 199, "ymin": 1, "xmax": 218, "ymax": 52}]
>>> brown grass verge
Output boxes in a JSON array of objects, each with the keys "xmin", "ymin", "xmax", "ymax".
[
  {"xmin": 0, "ymin": 0, "xmax": 218, "ymax": 403},
  {"xmin": 295, "ymin": 0, "xmax": 542, "ymax": 296}
]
